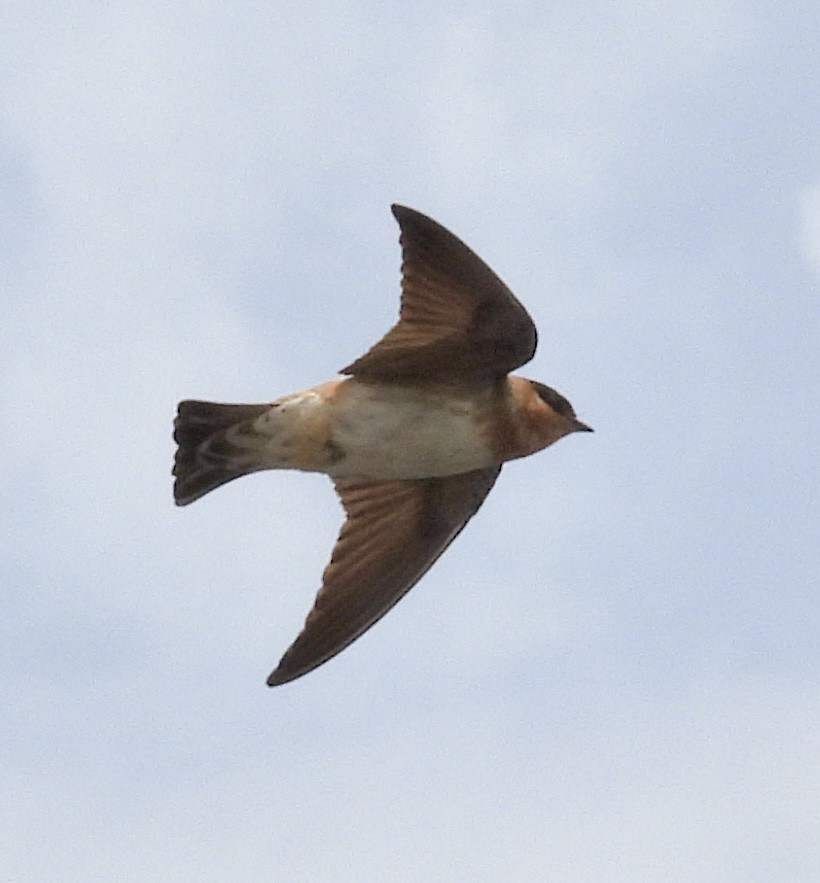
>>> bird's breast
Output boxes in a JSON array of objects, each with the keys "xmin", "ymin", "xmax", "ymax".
[{"xmin": 324, "ymin": 380, "xmax": 502, "ymax": 480}]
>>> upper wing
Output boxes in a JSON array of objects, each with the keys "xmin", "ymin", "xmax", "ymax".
[
  {"xmin": 267, "ymin": 465, "xmax": 502, "ymax": 686},
  {"xmin": 341, "ymin": 205, "xmax": 537, "ymax": 384}
]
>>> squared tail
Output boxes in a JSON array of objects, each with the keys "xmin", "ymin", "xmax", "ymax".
[{"xmin": 173, "ymin": 400, "xmax": 271, "ymax": 505}]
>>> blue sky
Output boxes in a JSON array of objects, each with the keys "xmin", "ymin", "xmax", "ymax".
[{"xmin": 2, "ymin": 3, "xmax": 818, "ymax": 881}]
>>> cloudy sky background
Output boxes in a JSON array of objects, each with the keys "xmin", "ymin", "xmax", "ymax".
[{"xmin": 2, "ymin": 3, "xmax": 818, "ymax": 881}]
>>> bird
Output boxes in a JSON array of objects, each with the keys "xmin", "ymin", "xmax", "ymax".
[{"xmin": 173, "ymin": 204, "xmax": 592, "ymax": 687}]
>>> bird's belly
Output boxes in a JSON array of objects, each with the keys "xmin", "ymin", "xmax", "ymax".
[{"xmin": 327, "ymin": 382, "xmax": 496, "ymax": 479}]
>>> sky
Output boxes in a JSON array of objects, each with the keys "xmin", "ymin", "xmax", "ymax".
[{"xmin": 1, "ymin": 3, "xmax": 818, "ymax": 881}]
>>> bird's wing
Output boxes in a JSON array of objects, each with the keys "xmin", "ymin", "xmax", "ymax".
[
  {"xmin": 267, "ymin": 465, "xmax": 502, "ymax": 686},
  {"xmin": 341, "ymin": 205, "xmax": 537, "ymax": 384}
]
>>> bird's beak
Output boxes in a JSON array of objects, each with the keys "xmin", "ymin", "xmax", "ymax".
[{"xmin": 573, "ymin": 419, "xmax": 594, "ymax": 433}]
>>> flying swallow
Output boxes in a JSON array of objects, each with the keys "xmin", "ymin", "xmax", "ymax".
[{"xmin": 173, "ymin": 205, "xmax": 592, "ymax": 686}]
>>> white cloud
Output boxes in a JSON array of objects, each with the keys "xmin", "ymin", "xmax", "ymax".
[{"xmin": 5, "ymin": 674, "xmax": 817, "ymax": 881}]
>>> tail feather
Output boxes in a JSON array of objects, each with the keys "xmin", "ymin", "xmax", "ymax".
[{"xmin": 173, "ymin": 400, "xmax": 271, "ymax": 505}]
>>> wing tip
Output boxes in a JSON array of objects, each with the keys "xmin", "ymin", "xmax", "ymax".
[
  {"xmin": 266, "ymin": 663, "xmax": 298, "ymax": 688},
  {"xmin": 266, "ymin": 654, "xmax": 320, "ymax": 687},
  {"xmin": 390, "ymin": 203, "xmax": 432, "ymax": 232}
]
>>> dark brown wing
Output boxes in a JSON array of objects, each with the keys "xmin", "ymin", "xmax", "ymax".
[
  {"xmin": 341, "ymin": 205, "xmax": 537, "ymax": 384},
  {"xmin": 267, "ymin": 465, "xmax": 502, "ymax": 686}
]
